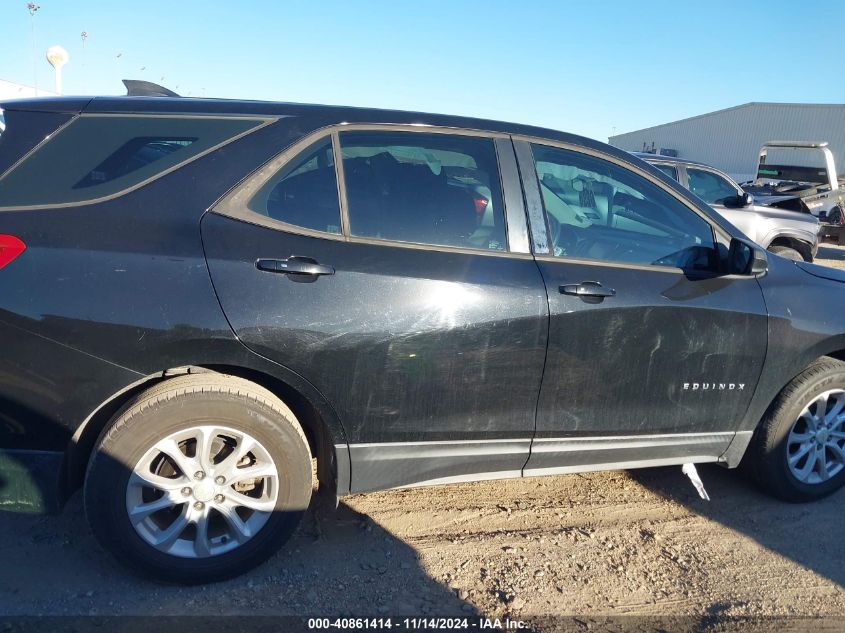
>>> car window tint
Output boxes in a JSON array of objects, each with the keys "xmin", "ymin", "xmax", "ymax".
[
  {"xmin": 339, "ymin": 131, "xmax": 507, "ymax": 251},
  {"xmin": 73, "ymin": 137, "xmax": 198, "ymax": 189},
  {"xmin": 246, "ymin": 137, "xmax": 341, "ymax": 234},
  {"xmin": 652, "ymin": 163, "xmax": 678, "ymax": 180},
  {"xmin": 686, "ymin": 168, "xmax": 738, "ymax": 205},
  {"xmin": 0, "ymin": 115, "xmax": 263, "ymax": 208},
  {"xmin": 532, "ymin": 144, "xmax": 717, "ymax": 272}
]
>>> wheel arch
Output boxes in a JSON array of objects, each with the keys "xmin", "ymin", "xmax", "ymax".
[
  {"xmin": 766, "ymin": 235, "xmax": 814, "ymax": 261},
  {"xmin": 726, "ymin": 343, "xmax": 845, "ymax": 466},
  {"xmin": 67, "ymin": 364, "xmax": 350, "ymax": 503}
]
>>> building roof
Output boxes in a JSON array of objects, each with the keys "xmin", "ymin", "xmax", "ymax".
[
  {"xmin": 0, "ymin": 79, "xmax": 57, "ymax": 101},
  {"xmin": 611, "ymin": 102, "xmax": 845, "ymax": 140}
]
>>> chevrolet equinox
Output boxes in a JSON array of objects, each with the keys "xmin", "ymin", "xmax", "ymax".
[{"xmin": 1, "ymin": 88, "xmax": 845, "ymax": 583}]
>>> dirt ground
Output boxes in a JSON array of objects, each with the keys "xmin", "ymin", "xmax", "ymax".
[
  {"xmin": 1, "ymin": 465, "xmax": 843, "ymax": 628},
  {"xmin": 1, "ymin": 248, "xmax": 844, "ymax": 629}
]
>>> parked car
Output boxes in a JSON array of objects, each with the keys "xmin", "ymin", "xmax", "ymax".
[
  {"xmin": 3, "ymin": 88, "xmax": 845, "ymax": 584},
  {"xmin": 635, "ymin": 153, "xmax": 820, "ymax": 262}
]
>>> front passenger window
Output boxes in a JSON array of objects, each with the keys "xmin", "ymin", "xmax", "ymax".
[
  {"xmin": 531, "ymin": 144, "xmax": 718, "ymax": 272},
  {"xmin": 686, "ymin": 168, "xmax": 740, "ymax": 206}
]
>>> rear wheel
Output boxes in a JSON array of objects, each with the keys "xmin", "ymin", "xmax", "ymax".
[
  {"xmin": 748, "ymin": 358, "xmax": 845, "ymax": 502},
  {"xmin": 84, "ymin": 374, "xmax": 312, "ymax": 583}
]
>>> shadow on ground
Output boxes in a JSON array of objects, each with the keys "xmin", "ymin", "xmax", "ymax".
[
  {"xmin": 0, "ymin": 493, "xmax": 475, "ymax": 617},
  {"xmin": 629, "ymin": 463, "xmax": 845, "ymax": 588},
  {"xmin": 817, "ymin": 245, "xmax": 845, "ymax": 262}
]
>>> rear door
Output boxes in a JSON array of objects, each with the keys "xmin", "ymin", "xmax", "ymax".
[
  {"xmin": 202, "ymin": 128, "xmax": 549, "ymax": 492},
  {"xmin": 513, "ymin": 140, "xmax": 769, "ymax": 475}
]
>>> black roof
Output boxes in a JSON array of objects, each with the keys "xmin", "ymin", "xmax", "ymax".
[
  {"xmin": 0, "ymin": 94, "xmax": 573, "ymax": 138},
  {"xmin": 1, "ymin": 94, "xmax": 643, "ymax": 171}
]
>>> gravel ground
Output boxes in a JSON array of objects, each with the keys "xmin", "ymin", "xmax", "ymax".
[{"xmin": 1, "ymin": 246, "xmax": 843, "ymax": 628}]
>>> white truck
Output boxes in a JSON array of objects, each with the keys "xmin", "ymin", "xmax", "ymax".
[{"xmin": 741, "ymin": 142, "xmax": 845, "ymax": 241}]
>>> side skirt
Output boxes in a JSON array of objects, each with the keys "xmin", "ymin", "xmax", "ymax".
[
  {"xmin": 348, "ymin": 438, "xmax": 530, "ymax": 494},
  {"xmin": 524, "ymin": 432, "xmax": 735, "ymax": 477},
  {"xmin": 346, "ymin": 432, "xmax": 736, "ymax": 494}
]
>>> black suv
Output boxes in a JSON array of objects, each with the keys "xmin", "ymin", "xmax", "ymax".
[{"xmin": 2, "ymin": 93, "xmax": 845, "ymax": 583}]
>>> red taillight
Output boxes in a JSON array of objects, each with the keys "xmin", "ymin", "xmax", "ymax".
[
  {"xmin": 0, "ymin": 235, "xmax": 26, "ymax": 269},
  {"xmin": 473, "ymin": 197, "xmax": 488, "ymax": 215}
]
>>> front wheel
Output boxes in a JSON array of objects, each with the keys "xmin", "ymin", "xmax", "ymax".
[
  {"xmin": 84, "ymin": 374, "xmax": 313, "ymax": 583},
  {"xmin": 768, "ymin": 244, "xmax": 804, "ymax": 261},
  {"xmin": 748, "ymin": 358, "xmax": 845, "ymax": 502}
]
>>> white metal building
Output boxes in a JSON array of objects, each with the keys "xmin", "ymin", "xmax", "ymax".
[
  {"xmin": 609, "ymin": 103, "xmax": 845, "ymax": 183},
  {"xmin": 0, "ymin": 79, "xmax": 56, "ymax": 102}
]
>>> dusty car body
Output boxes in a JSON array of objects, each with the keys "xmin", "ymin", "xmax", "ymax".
[{"xmin": 1, "ymin": 91, "xmax": 845, "ymax": 582}]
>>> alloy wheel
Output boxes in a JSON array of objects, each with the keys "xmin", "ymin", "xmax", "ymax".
[
  {"xmin": 786, "ymin": 389, "xmax": 845, "ymax": 484},
  {"xmin": 125, "ymin": 425, "xmax": 279, "ymax": 558}
]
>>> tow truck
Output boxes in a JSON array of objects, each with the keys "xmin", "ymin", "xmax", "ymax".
[{"xmin": 742, "ymin": 141, "xmax": 845, "ymax": 242}]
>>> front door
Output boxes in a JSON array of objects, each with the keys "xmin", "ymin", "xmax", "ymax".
[
  {"xmin": 202, "ymin": 129, "xmax": 548, "ymax": 492},
  {"xmin": 514, "ymin": 140, "xmax": 769, "ymax": 474}
]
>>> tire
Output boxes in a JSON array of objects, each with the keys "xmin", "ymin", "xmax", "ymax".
[
  {"xmin": 768, "ymin": 245, "xmax": 804, "ymax": 261},
  {"xmin": 748, "ymin": 358, "xmax": 845, "ymax": 502},
  {"xmin": 84, "ymin": 373, "xmax": 312, "ymax": 583}
]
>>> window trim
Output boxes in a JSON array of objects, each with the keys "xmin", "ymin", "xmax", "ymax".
[
  {"xmin": 512, "ymin": 136, "xmax": 734, "ymax": 273},
  {"xmin": 214, "ymin": 123, "xmax": 532, "ymax": 258},
  {"xmin": 0, "ymin": 113, "xmax": 276, "ymax": 212}
]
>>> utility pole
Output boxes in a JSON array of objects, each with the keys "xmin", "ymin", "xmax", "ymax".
[
  {"xmin": 80, "ymin": 32, "xmax": 88, "ymax": 91},
  {"xmin": 27, "ymin": 3, "xmax": 41, "ymax": 93}
]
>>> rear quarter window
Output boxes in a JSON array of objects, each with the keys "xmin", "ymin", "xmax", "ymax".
[{"xmin": 0, "ymin": 114, "xmax": 268, "ymax": 209}]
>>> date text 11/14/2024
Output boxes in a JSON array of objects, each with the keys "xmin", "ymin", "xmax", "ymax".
[{"xmin": 307, "ymin": 617, "xmax": 529, "ymax": 630}]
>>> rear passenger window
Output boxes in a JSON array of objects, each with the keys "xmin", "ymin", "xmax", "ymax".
[
  {"xmin": 339, "ymin": 131, "xmax": 507, "ymax": 251},
  {"xmin": 246, "ymin": 137, "xmax": 341, "ymax": 234},
  {"xmin": 0, "ymin": 115, "xmax": 265, "ymax": 208}
]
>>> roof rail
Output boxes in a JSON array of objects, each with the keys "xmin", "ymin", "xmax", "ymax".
[{"xmin": 122, "ymin": 79, "xmax": 180, "ymax": 98}]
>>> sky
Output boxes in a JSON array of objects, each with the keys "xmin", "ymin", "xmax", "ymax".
[{"xmin": 1, "ymin": 0, "xmax": 842, "ymax": 142}]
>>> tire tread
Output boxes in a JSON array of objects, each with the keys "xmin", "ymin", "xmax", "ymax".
[{"xmin": 748, "ymin": 356, "xmax": 845, "ymax": 501}]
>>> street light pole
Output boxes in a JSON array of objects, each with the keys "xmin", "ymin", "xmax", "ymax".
[{"xmin": 27, "ymin": 3, "xmax": 41, "ymax": 93}]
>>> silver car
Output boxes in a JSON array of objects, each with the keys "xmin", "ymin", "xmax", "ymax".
[{"xmin": 637, "ymin": 153, "xmax": 820, "ymax": 262}]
